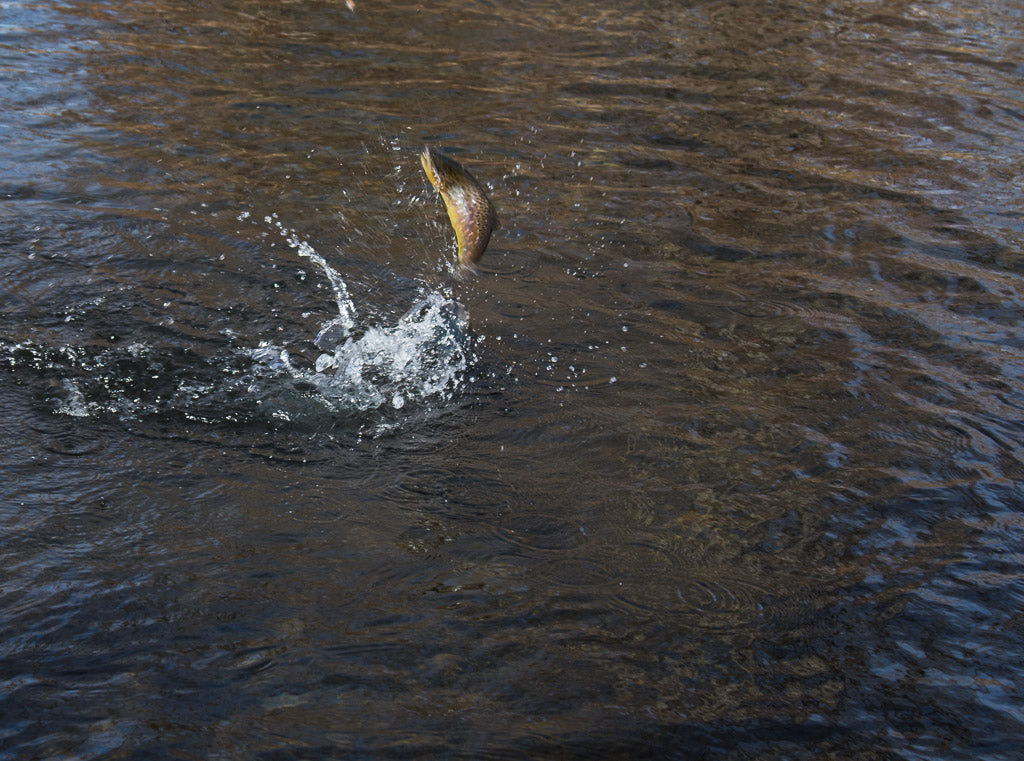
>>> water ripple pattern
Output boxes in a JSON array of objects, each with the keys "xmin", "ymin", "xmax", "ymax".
[{"xmin": 2, "ymin": 1, "xmax": 1024, "ymax": 760}]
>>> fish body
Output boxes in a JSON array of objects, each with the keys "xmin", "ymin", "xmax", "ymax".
[{"xmin": 420, "ymin": 147, "xmax": 498, "ymax": 270}]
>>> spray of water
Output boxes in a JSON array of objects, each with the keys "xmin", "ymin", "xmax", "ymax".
[
  {"xmin": 0, "ymin": 214, "xmax": 476, "ymax": 431},
  {"xmin": 246, "ymin": 215, "xmax": 474, "ymax": 422}
]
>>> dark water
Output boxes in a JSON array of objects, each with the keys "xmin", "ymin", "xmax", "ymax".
[{"xmin": 3, "ymin": 0, "xmax": 1024, "ymax": 758}]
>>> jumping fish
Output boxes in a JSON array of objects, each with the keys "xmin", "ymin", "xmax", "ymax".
[{"xmin": 420, "ymin": 147, "xmax": 499, "ymax": 271}]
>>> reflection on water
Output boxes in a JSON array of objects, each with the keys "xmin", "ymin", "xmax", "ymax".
[{"xmin": 2, "ymin": 0, "xmax": 1024, "ymax": 759}]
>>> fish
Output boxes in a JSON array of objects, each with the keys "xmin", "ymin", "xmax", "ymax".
[{"xmin": 420, "ymin": 147, "xmax": 499, "ymax": 271}]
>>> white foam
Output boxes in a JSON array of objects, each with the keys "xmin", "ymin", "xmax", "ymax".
[{"xmin": 249, "ymin": 219, "xmax": 473, "ymax": 418}]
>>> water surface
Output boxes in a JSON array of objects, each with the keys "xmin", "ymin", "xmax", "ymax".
[{"xmin": 2, "ymin": 1, "xmax": 1024, "ymax": 759}]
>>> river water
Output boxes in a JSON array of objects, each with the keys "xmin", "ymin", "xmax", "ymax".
[{"xmin": 2, "ymin": 0, "xmax": 1024, "ymax": 758}]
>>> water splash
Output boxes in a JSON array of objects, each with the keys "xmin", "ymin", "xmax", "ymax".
[
  {"xmin": 239, "ymin": 216, "xmax": 475, "ymax": 425},
  {"xmin": 0, "ymin": 216, "xmax": 475, "ymax": 432},
  {"xmin": 262, "ymin": 213, "xmax": 358, "ymax": 346},
  {"xmin": 250, "ymin": 291, "xmax": 469, "ymax": 416}
]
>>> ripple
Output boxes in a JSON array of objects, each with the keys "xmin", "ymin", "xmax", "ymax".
[
  {"xmin": 40, "ymin": 431, "xmax": 104, "ymax": 457},
  {"xmin": 612, "ymin": 572, "xmax": 774, "ymax": 632},
  {"xmin": 492, "ymin": 297, "xmax": 542, "ymax": 320},
  {"xmin": 530, "ymin": 540, "xmax": 776, "ymax": 631},
  {"xmin": 384, "ymin": 466, "xmax": 514, "ymax": 514},
  {"xmin": 495, "ymin": 515, "xmax": 590, "ymax": 555}
]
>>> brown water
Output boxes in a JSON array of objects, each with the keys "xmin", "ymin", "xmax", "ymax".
[{"xmin": 3, "ymin": 1, "xmax": 1024, "ymax": 758}]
